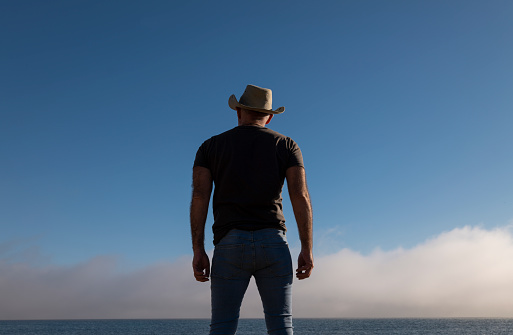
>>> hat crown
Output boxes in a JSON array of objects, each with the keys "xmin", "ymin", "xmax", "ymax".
[
  {"xmin": 239, "ymin": 85, "xmax": 273, "ymax": 110},
  {"xmin": 228, "ymin": 84, "xmax": 285, "ymax": 114}
]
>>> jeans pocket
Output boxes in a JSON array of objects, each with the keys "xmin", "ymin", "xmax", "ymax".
[
  {"xmin": 211, "ymin": 244, "xmax": 244, "ymax": 279},
  {"xmin": 261, "ymin": 243, "xmax": 293, "ymax": 277}
]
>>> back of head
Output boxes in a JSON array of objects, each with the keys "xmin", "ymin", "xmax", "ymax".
[{"xmin": 242, "ymin": 108, "xmax": 270, "ymax": 120}]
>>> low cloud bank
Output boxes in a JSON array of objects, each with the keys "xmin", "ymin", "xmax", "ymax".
[
  {"xmin": 2, "ymin": 225, "xmax": 513, "ymax": 319},
  {"xmin": 293, "ymin": 225, "xmax": 513, "ymax": 318}
]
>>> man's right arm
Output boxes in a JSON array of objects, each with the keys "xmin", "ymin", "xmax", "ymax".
[
  {"xmin": 286, "ymin": 166, "xmax": 314, "ymax": 280},
  {"xmin": 190, "ymin": 166, "xmax": 213, "ymax": 282}
]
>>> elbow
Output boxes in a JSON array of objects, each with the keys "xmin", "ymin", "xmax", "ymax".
[{"xmin": 290, "ymin": 192, "xmax": 311, "ymax": 206}]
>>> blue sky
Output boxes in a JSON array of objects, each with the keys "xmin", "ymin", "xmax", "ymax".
[{"xmin": 2, "ymin": 0, "xmax": 513, "ymax": 319}]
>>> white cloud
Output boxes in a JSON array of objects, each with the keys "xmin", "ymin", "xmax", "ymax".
[
  {"xmin": 0, "ymin": 255, "xmax": 211, "ymax": 320},
  {"xmin": 293, "ymin": 225, "xmax": 513, "ymax": 318},
  {"xmin": 2, "ymin": 225, "xmax": 513, "ymax": 319}
]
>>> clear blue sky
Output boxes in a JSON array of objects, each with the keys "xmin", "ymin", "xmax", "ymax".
[{"xmin": 1, "ymin": 0, "xmax": 513, "ymax": 319}]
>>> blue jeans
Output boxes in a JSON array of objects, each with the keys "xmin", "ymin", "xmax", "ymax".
[{"xmin": 210, "ymin": 228, "xmax": 293, "ymax": 335}]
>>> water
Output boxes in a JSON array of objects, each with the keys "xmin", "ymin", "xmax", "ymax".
[{"xmin": 1, "ymin": 318, "xmax": 513, "ymax": 335}]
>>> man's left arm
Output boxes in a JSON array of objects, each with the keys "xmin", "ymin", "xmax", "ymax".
[
  {"xmin": 286, "ymin": 166, "xmax": 314, "ymax": 280},
  {"xmin": 190, "ymin": 166, "xmax": 213, "ymax": 282}
]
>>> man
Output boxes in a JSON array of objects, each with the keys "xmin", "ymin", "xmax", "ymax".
[{"xmin": 190, "ymin": 84, "xmax": 313, "ymax": 335}]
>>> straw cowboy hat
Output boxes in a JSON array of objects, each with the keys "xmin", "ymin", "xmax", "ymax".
[{"xmin": 228, "ymin": 85, "xmax": 285, "ymax": 114}]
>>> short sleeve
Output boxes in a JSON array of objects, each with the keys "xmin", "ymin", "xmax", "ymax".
[
  {"xmin": 193, "ymin": 140, "xmax": 210, "ymax": 169},
  {"xmin": 287, "ymin": 139, "xmax": 304, "ymax": 168}
]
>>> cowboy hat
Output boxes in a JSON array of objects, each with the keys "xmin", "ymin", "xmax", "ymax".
[{"xmin": 228, "ymin": 85, "xmax": 285, "ymax": 114}]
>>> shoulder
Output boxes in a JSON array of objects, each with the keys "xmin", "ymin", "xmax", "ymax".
[
  {"xmin": 261, "ymin": 127, "xmax": 285, "ymax": 138},
  {"xmin": 261, "ymin": 127, "xmax": 297, "ymax": 143},
  {"xmin": 265, "ymin": 128, "xmax": 300, "ymax": 149},
  {"xmin": 198, "ymin": 127, "xmax": 237, "ymax": 146},
  {"xmin": 210, "ymin": 127, "xmax": 239, "ymax": 141}
]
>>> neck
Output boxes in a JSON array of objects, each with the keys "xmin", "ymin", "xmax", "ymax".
[
  {"xmin": 239, "ymin": 121, "xmax": 265, "ymax": 127},
  {"xmin": 237, "ymin": 109, "xmax": 271, "ymax": 127}
]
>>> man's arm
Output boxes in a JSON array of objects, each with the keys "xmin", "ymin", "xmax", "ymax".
[
  {"xmin": 286, "ymin": 166, "xmax": 314, "ymax": 280},
  {"xmin": 190, "ymin": 166, "xmax": 213, "ymax": 282}
]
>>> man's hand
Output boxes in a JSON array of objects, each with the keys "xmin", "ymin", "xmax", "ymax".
[
  {"xmin": 192, "ymin": 250, "xmax": 210, "ymax": 282},
  {"xmin": 296, "ymin": 249, "xmax": 314, "ymax": 280}
]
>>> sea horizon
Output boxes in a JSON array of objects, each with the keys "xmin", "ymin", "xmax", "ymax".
[{"xmin": 3, "ymin": 317, "xmax": 513, "ymax": 335}]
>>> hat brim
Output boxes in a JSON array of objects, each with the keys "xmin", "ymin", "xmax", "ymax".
[{"xmin": 228, "ymin": 95, "xmax": 285, "ymax": 114}]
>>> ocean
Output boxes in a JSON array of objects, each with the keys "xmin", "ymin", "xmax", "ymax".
[{"xmin": 1, "ymin": 318, "xmax": 513, "ymax": 335}]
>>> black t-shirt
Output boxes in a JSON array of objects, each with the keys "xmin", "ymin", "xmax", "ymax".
[{"xmin": 194, "ymin": 125, "xmax": 304, "ymax": 244}]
